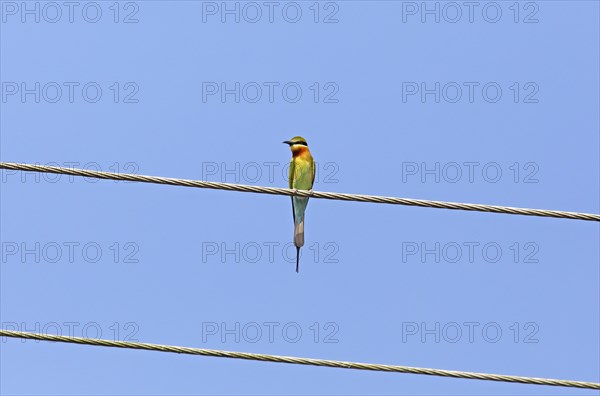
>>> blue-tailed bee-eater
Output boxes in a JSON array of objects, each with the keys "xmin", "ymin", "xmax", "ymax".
[{"xmin": 283, "ymin": 136, "xmax": 315, "ymax": 273}]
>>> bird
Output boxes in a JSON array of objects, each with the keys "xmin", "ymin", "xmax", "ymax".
[{"xmin": 283, "ymin": 136, "xmax": 315, "ymax": 273}]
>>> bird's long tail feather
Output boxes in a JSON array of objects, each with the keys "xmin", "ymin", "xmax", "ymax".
[
  {"xmin": 294, "ymin": 220, "xmax": 304, "ymax": 273},
  {"xmin": 294, "ymin": 220, "xmax": 304, "ymax": 247}
]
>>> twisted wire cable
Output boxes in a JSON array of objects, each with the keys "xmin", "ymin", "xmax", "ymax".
[
  {"xmin": 2, "ymin": 162, "xmax": 598, "ymax": 221},
  {"xmin": 1, "ymin": 330, "xmax": 598, "ymax": 389}
]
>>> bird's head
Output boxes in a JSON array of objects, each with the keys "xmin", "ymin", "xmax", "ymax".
[{"xmin": 283, "ymin": 136, "xmax": 309, "ymax": 155}]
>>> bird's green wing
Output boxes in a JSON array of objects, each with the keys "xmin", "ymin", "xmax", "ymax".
[
  {"xmin": 289, "ymin": 159, "xmax": 296, "ymax": 223},
  {"xmin": 288, "ymin": 159, "xmax": 295, "ymax": 189}
]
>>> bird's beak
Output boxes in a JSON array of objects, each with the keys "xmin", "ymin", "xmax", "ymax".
[{"xmin": 283, "ymin": 141, "xmax": 292, "ymax": 145}]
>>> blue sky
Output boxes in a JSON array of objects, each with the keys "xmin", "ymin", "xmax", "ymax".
[{"xmin": 1, "ymin": 1, "xmax": 599, "ymax": 395}]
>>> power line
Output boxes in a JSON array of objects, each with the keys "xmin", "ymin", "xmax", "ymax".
[
  {"xmin": 1, "ymin": 330, "xmax": 598, "ymax": 389},
  {"xmin": 2, "ymin": 162, "xmax": 598, "ymax": 222}
]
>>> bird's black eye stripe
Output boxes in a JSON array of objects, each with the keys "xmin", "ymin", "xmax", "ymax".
[{"xmin": 292, "ymin": 142, "xmax": 308, "ymax": 146}]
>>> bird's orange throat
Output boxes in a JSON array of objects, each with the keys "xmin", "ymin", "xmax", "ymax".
[{"xmin": 291, "ymin": 146, "xmax": 311, "ymax": 158}]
